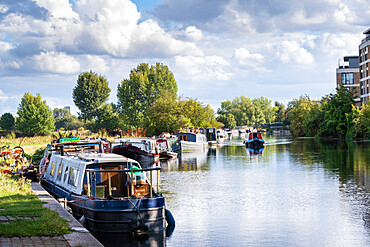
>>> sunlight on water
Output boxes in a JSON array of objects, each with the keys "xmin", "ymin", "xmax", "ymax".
[{"xmin": 96, "ymin": 134, "xmax": 370, "ymax": 246}]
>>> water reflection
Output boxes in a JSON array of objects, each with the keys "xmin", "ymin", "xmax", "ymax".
[{"xmin": 96, "ymin": 136, "xmax": 370, "ymax": 246}]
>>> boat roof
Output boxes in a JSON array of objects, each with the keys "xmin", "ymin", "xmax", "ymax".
[{"xmin": 77, "ymin": 153, "xmax": 139, "ymax": 164}]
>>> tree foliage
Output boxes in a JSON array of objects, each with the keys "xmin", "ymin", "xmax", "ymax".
[
  {"xmin": 319, "ymin": 85, "xmax": 356, "ymax": 140},
  {"xmin": 217, "ymin": 96, "xmax": 276, "ymax": 127},
  {"xmin": 287, "ymin": 86, "xmax": 362, "ymax": 140},
  {"xmin": 53, "ymin": 108, "xmax": 84, "ymax": 130},
  {"xmin": 287, "ymin": 95, "xmax": 313, "ymax": 137},
  {"xmin": 117, "ymin": 63, "xmax": 177, "ymax": 128},
  {"xmin": 0, "ymin": 113, "xmax": 15, "ymax": 131},
  {"xmin": 91, "ymin": 104, "xmax": 121, "ymax": 133},
  {"xmin": 16, "ymin": 93, "xmax": 55, "ymax": 136},
  {"xmin": 73, "ymin": 71, "xmax": 111, "ymax": 120},
  {"xmin": 145, "ymin": 96, "xmax": 218, "ymax": 136}
]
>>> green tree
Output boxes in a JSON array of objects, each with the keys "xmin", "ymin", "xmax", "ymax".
[
  {"xmin": 53, "ymin": 108, "xmax": 84, "ymax": 130},
  {"xmin": 358, "ymin": 104, "xmax": 370, "ymax": 135},
  {"xmin": 16, "ymin": 93, "xmax": 55, "ymax": 136},
  {"xmin": 73, "ymin": 71, "xmax": 111, "ymax": 120},
  {"xmin": 117, "ymin": 63, "xmax": 178, "ymax": 128},
  {"xmin": 217, "ymin": 113, "xmax": 236, "ymax": 130},
  {"xmin": 274, "ymin": 101, "xmax": 286, "ymax": 122},
  {"xmin": 319, "ymin": 85, "xmax": 356, "ymax": 140},
  {"xmin": 92, "ymin": 104, "xmax": 121, "ymax": 133},
  {"xmin": 302, "ymin": 102, "xmax": 323, "ymax": 136},
  {"xmin": 287, "ymin": 95, "xmax": 313, "ymax": 137},
  {"xmin": 0, "ymin": 113, "xmax": 15, "ymax": 131}
]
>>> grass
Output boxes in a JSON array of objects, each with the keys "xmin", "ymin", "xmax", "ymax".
[{"xmin": 0, "ymin": 173, "xmax": 72, "ymax": 237}]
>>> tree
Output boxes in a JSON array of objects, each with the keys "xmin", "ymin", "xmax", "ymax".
[
  {"xmin": 145, "ymin": 96, "xmax": 219, "ymax": 136},
  {"xmin": 145, "ymin": 96, "xmax": 189, "ymax": 136},
  {"xmin": 287, "ymin": 95, "xmax": 313, "ymax": 137},
  {"xmin": 53, "ymin": 108, "xmax": 84, "ymax": 130},
  {"xmin": 274, "ymin": 101, "xmax": 286, "ymax": 122},
  {"xmin": 0, "ymin": 113, "xmax": 15, "ymax": 131},
  {"xmin": 319, "ymin": 85, "xmax": 356, "ymax": 140},
  {"xmin": 92, "ymin": 104, "xmax": 121, "ymax": 133},
  {"xmin": 73, "ymin": 71, "xmax": 111, "ymax": 120},
  {"xmin": 217, "ymin": 113, "xmax": 236, "ymax": 130},
  {"xmin": 117, "ymin": 63, "xmax": 178, "ymax": 128},
  {"xmin": 16, "ymin": 93, "xmax": 55, "ymax": 136}
]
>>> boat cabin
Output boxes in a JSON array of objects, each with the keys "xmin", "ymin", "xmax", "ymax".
[
  {"xmin": 112, "ymin": 138, "xmax": 159, "ymax": 154},
  {"xmin": 42, "ymin": 152, "xmax": 159, "ymax": 199},
  {"xmin": 174, "ymin": 132, "xmax": 207, "ymax": 143}
]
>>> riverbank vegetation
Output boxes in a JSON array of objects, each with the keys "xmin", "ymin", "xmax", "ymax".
[
  {"xmin": 287, "ymin": 86, "xmax": 370, "ymax": 140},
  {"xmin": 0, "ymin": 63, "xmax": 369, "ymax": 141},
  {"xmin": 0, "ymin": 173, "xmax": 72, "ymax": 237}
]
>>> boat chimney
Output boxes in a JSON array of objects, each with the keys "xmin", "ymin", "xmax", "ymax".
[{"xmin": 60, "ymin": 145, "xmax": 64, "ymax": 156}]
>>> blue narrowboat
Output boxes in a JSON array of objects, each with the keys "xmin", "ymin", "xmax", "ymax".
[
  {"xmin": 244, "ymin": 132, "xmax": 264, "ymax": 149},
  {"xmin": 40, "ymin": 141, "xmax": 173, "ymax": 234}
]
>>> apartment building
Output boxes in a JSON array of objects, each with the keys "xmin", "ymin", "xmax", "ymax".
[
  {"xmin": 359, "ymin": 28, "xmax": 370, "ymax": 105},
  {"xmin": 336, "ymin": 56, "xmax": 361, "ymax": 105}
]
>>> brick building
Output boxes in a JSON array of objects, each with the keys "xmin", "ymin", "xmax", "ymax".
[
  {"xmin": 359, "ymin": 28, "xmax": 370, "ymax": 105},
  {"xmin": 336, "ymin": 56, "xmax": 361, "ymax": 106}
]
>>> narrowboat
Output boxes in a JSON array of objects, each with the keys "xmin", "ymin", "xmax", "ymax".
[
  {"xmin": 111, "ymin": 138, "xmax": 160, "ymax": 166},
  {"xmin": 40, "ymin": 142, "xmax": 173, "ymax": 234},
  {"xmin": 244, "ymin": 132, "xmax": 264, "ymax": 149},
  {"xmin": 173, "ymin": 132, "xmax": 208, "ymax": 152},
  {"xmin": 156, "ymin": 136, "xmax": 179, "ymax": 159},
  {"xmin": 205, "ymin": 127, "xmax": 217, "ymax": 147}
]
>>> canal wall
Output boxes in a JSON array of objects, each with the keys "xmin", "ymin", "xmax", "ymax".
[{"xmin": 31, "ymin": 182, "xmax": 103, "ymax": 247}]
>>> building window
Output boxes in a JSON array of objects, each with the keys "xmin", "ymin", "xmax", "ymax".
[{"xmin": 342, "ymin": 73, "xmax": 354, "ymax": 85}]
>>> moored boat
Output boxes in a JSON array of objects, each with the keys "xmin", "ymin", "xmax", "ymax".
[
  {"xmin": 244, "ymin": 132, "xmax": 264, "ymax": 149},
  {"xmin": 156, "ymin": 136, "xmax": 179, "ymax": 159},
  {"xmin": 40, "ymin": 142, "xmax": 173, "ymax": 234},
  {"xmin": 174, "ymin": 132, "xmax": 208, "ymax": 152},
  {"xmin": 111, "ymin": 138, "xmax": 160, "ymax": 166},
  {"xmin": 205, "ymin": 127, "xmax": 218, "ymax": 148}
]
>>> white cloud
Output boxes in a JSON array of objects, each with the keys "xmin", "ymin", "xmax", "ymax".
[
  {"xmin": 82, "ymin": 55, "xmax": 109, "ymax": 73},
  {"xmin": 35, "ymin": 0, "xmax": 79, "ymax": 19},
  {"xmin": 276, "ymin": 40, "xmax": 314, "ymax": 66},
  {"xmin": 0, "ymin": 41, "xmax": 15, "ymax": 53},
  {"xmin": 175, "ymin": 55, "xmax": 231, "ymax": 81},
  {"xmin": 0, "ymin": 4, "xmax": 8, "ymax": 14},
  {"xmin": 184, "ymin": 26, "xmax": 204, "ymax": 42},
  {"xmin": 0, "ymin": 90, "xmax": 8, "ymax": 102},
  {"xmin": 234, "ymin": 48, "xmax": 263, "ymax": 63},
  {"xmin": 33, "ymin": 51, "xmax": 81, "ymax": 74}
]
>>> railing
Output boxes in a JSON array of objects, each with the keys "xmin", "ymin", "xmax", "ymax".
[{"xmin": 85, "ymin": 165, "xmax": 161, "ymax": 199}]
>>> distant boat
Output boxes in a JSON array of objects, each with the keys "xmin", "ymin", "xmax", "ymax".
[
  {"xmin": 156, "ymin": 136, "xmax": 180, "ymax": 159},
  {"xmin": 216, "ymin": 129, "xmax": 226, "ymax": 139},
  {"xmin": 40, "ymin": 140, "xmax": 173, "ymax": 233},
  {"xmin": 174, "ymin": 132, "xmax": 208, "ymax": 151},
  {"xmin": 205, "ymin": 127, "xmax": 218, "ymax": 147},
  {"xmin": 244, "ymin": 132, "xmax": 264, "ymax": 149},
  {"xmin": 112, "ymin": 138, "xmax": 160, "ymax": 165}
]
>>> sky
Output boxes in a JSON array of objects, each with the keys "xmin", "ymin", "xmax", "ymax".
[{"xmin": 0, "ymin": 0, "xmax": 369, "ymax": 116}]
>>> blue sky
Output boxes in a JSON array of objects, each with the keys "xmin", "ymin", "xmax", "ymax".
[{"xmin": 0, "ymin": 0, "xmax": 369, "ymax": 116}]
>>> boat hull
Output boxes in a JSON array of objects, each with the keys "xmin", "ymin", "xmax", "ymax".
[
  {"xmin": 112, "ymin": 146, "xmax": 159, "ymax": 166},
  {"xmin": 245, "ymin": 139, "xmax": 264, "ymax": 149},
  {"xmin": 179, "ymin": 141, "xmax": 208, "ymax": 152},
  {"xmin": 41, "ymin": 179, "xmax": 166, "ymax": 233}
]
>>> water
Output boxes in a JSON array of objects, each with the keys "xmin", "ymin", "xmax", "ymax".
[{"xmin": 97, "ymin": 135, "xmax": 370, "ymax": 246}]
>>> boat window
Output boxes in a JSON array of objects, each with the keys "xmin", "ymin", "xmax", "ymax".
[
  {"xmin": 49, "ymin": 161, "xmax": 56, "ymax": 177},
  {"xmin": 68, "ymin": 167, "xmax": 80, "ymax": 187},
  {"xmin": 63, "ymin": 166, "xmax": 69, "ymax": 182},
  {"xmin": 56, "ymin": 162, "xmax": 63, "ymax": 181}
]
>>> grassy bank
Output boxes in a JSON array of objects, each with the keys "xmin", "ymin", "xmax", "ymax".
[{"xmin": 0, "ymin": 173, "xmax": 72, "ymax": 237}]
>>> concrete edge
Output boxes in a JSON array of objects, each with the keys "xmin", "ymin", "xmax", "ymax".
[{"xmin": 31, "ymin": 182, "xmax": 104, "ymax": 247}]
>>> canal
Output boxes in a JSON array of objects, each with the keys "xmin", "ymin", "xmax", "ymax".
[{"xmin": 96, "ymin": 135, "xmax": 370, "ymax": 246}]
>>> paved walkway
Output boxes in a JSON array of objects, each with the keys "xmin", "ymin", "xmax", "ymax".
[{"xmin": 0, "ymin": 183, "xmax": 103, "ymax": 247}]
